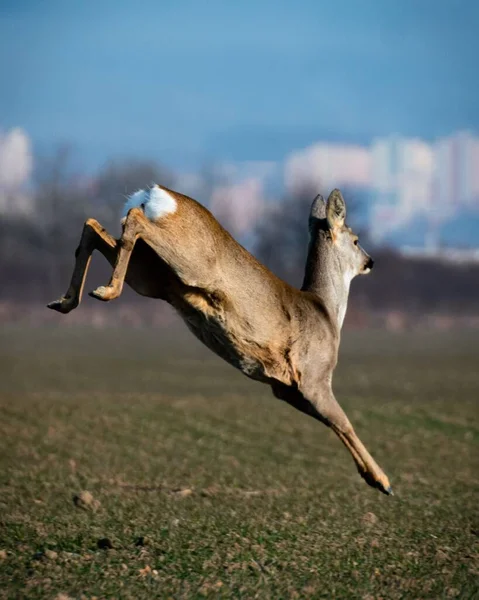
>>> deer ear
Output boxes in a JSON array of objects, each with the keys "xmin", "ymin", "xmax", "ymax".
[
  {"xmin": 308, "ymin": 194, "xmax": 326, "ymax": 232},
  {"xmin": 310, "ymin": 194, "xmax": 326, "ymax": 219},
  {"xmin": 326, "ymin": 189, "xmax": 346, "ymax": 230}
]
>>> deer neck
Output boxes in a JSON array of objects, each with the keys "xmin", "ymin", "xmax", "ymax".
[{"xmin": 301, "ymin": 234, "xmax": 351, "ymax": 330}]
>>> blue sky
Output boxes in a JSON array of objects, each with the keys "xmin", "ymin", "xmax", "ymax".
[{"xmin": 1, "ymin": 0, "xmax": 478, "ymax": 171}]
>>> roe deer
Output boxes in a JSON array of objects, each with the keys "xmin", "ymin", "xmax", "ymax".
[{"xmin": 48, "ymin": 185, "xmax": 393, "ymax": 495}]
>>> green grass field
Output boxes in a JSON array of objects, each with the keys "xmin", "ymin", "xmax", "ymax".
[{"xmin": 0, "ymin": 326, "xmax": 478, "ymax": 599}]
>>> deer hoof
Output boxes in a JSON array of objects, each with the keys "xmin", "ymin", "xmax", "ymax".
[
  {"xmin": 47, "ymin": 298, "xmax": 77, "ymax": 314},
  {"xmin": 89, "ymin": 286, "xmax": 116, "ymax": 302},
  {"xmin": 360, "ymin": 469, "xmax": 393, "ymax": 496},
  {"xmin": 374, "ymin": 479, "xmax": 394, "ymax": 496}
]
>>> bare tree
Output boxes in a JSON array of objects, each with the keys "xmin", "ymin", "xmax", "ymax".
[{"xmin": 0, "ymin": 148, "xmax": 175, "ymax": 304}]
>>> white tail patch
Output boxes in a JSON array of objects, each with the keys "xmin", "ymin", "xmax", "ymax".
[
  {"xmin": 122, "ymin": 185, "xmax": 177, "ymax": 223},
  {"xmin": 122, "ymin": 189, "xmax": 148, "ymax": 220}
]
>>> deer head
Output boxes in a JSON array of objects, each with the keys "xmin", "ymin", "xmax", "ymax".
[{"xmin": 302, "ymin": 189, "xmax": 373, "ymax": 327}]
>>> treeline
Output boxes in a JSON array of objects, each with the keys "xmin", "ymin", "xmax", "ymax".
[{"xmin": 1, "ymin": 152, "xmax": 478, "ymax": 327}]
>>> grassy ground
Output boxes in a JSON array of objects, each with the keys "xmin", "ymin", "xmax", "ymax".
[{"xmin": 0, "ymin": 326, "xmax": 478, "ymax": 599}]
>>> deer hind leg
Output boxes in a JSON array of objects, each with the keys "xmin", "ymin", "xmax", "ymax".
[
  {"xmin": 291, "ymin": 383, "xmax": 393, "ymax": 495},
  {"xmin": 47, "ymin": 219, "xmax": 117, "ymax": 314},
  {"xmin": 89, "ymin": 207, "xmax": 146, "ymax": 302}
]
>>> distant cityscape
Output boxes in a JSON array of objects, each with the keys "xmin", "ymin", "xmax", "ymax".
[
  {"xmin": 285, "ymin": 131, "xmax": 479, "ymax": 251},
  {"xmin": 1, "ymin": 128, "xmax": 478, "ymax": 254}
]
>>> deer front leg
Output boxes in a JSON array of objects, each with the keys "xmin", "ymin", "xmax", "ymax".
[
  {"xmin": 281, "ymin": 381, "xmax": 393, "ymax": 495},
  {"xmin": 89, "ymin": 207, "xmax": 145, "ymax": 302},
  {"xmin": 311, "ymin": 385, "xmax": 392, "ymax": 495},
  {"xmin": 47, "ymin": 219, "xmax": 117, "ymax": 314}
]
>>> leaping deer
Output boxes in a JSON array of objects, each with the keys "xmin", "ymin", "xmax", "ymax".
[{"xmin": 48, "ymin": 185, "xmax": 393, "ymax": 495}]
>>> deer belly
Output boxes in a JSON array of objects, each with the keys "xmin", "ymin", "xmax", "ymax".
[
  {"xmin": 177, "ymin": 297, "xmax": 290, "ymax": 384},
  {"xmin": 184, "ymin": 320, "xmax": 277, "ymax": 382}
]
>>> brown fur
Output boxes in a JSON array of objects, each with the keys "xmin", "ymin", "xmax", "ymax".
[{"xmin": 48, "ymin": 186, "xmax": 393, "ymax": 495}]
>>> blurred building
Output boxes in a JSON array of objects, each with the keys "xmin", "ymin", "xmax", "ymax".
[
  {"xmin": 0, "ymin": 128, "xmax": 34, "ymax": 216},
  {"xmin": 433, "ymin": 131, "xmax": 479, "ymax": 213},
  {"xmin": 284, "ymin": 143, "xmax": 371, "ymax": 193},
  {"xmin": 369, "ymin": 136, "xmax": 433, "ymax": 244}
]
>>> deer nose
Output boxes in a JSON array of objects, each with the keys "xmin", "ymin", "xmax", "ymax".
[{"xmin": 366, "ymin": 257, "xmax": 374, "ymax": 270}]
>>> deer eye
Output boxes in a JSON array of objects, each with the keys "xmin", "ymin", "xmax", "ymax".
[{"xmin": 353, "ymin": 239, "xmax": 358, "ymax": 246}]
